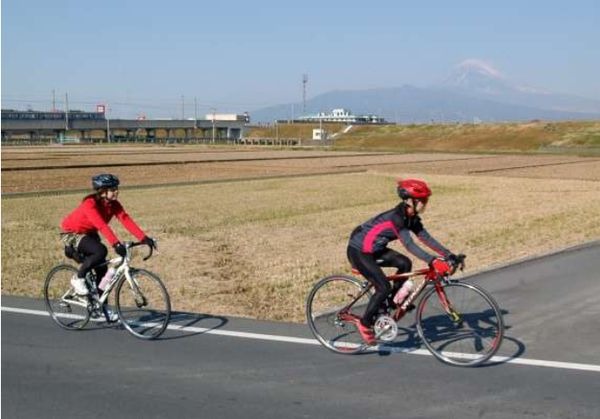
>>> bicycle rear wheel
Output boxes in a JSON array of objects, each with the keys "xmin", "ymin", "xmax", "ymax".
[
  {"xmin": 306, "ymin": 275, "xmax": 372, "ymax": 354},
  {"xmin": 115, "ymin": 269, "xmax": 171, "ymax": 340},
  {"xmin": 416, "ymin": 282, "xmax": 504, "ymax": 367},
  {"xmin": 43, "ymin": 264, "xmax": 91, "ymax": 330}
]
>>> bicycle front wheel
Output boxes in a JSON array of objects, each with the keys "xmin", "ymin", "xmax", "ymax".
[
  {"xmin": 306, "ymin": 275, "xmax": 372, "ymax": 354},
  {"xmin": 43, "ymin": 264, "xmax": 91, "ymax": 330},
  {"xmin": 115, "ymin": 269, "xmax": 171, "ymax": 340},
  {"xmin": 416, "ymin": 282, "xmax": 504, "ymax": 367}
]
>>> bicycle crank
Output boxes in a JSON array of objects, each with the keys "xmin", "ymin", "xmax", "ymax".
[
  {"xmin": 58, "ymin": 300, "xmax": 72, "ymax": 313},
  {"xmin": 374, "ymin": 315, "xmax": 398, "ymax": 342}
]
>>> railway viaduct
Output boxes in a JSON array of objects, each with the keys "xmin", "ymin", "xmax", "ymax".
[{"xmin": 1, "ymin": 111, "xmax": 247, "ymax": 143}]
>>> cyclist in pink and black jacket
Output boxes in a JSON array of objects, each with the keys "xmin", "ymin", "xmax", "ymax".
[
  {"xmin": 347, "ymin": 178, "xmax": 459, "ymax": 345},
  {"xmin": 60, "ymin": 174, "xmax": 156, "ymax": 298}
]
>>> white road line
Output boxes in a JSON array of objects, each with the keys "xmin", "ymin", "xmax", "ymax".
[
  {"xmin": 3, "ymin": 305, "xmax": 600, "ymax": 373},
  {"xmin": 2, "ymin": 306, "xmax": 320, "ymax": 346}
]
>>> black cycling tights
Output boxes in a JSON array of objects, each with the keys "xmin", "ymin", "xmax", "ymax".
[
  {"xmin": 77, "ymin": 233, "xmax": 108, "ymax": 283},
  {"xmin": 347, "ymin": 246, "xmax": 412, "ymax": 327}
]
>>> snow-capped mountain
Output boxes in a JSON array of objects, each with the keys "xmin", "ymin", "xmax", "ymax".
[
  {"xmin": 439, "ymin": 59, "xmax": 600, "ymax": 114},
  {"xmin": 441, "ymin": 59, "xmax": 522, "ymax": 95},
  {"xmin": 249, "ymin": 60, "xmax": 600, "ymax": 123}
]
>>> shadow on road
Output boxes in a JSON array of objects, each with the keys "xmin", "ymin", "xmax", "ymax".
[
  {"xmin": 157, "ymin": 311, "xmax": 228, "ymax": 340},
  {"xmin": 365, "ymin": 309, "xmax": 526, "ymax": 368}
]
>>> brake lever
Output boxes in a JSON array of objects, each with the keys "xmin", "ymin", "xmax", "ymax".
[
  {"xmin": 457, "ymin": 253, "xmax": 466, "ymax": 272},
  {"xmin": 143, "ymin": 244, "xmax": 154, "ymax": 261}
]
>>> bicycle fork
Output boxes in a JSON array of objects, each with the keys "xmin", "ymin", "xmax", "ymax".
[
  {"xmin": 125, "ymin": 270, "xmax": 147, "ymax": 308},
  {"xmin": 435, "ymin": 283, "xmax": 463, "ymax": 324}
]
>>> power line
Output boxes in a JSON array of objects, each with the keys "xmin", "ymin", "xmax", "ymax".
[{"xmin": 1, "ymin": 95, "xmax": 276, "ymax": 109}]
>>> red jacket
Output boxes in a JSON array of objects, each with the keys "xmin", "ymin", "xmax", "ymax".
[{"xmin": 61, "ymin": 195, "xmax": 146, "ymax": 246}]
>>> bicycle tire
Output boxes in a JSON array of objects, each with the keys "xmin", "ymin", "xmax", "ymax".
[
  {"xmin": 115, "ymin": 268, "xmax": 171, "ymax": 340},
  {"xmin": 306, "ymin": 274, "xmax": 373, "ymax": 354},
  {"xmin": 43, "ymin": 264, "xmax": 91, "ymax": 330},
  {"xmin": 416, "ymin": 282, "xmax": 504, "ymax": 367}
]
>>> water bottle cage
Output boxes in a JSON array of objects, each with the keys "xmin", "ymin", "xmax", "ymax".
[
  {"xmin": 104, "ymin": 271, "xmax": 120, "ymax": 293},
  {"xmin": 400, "ymin": 279, "xmax": 427, "ymax": 310}
]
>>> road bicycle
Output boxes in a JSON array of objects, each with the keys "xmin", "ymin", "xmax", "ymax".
[
  {"xmin": 306, "ymin": 255, "xmax": 504, "ymax": 367},
  {"xmin": 43, "ymin": 241, "xmax": 171, "ymax": 340}
]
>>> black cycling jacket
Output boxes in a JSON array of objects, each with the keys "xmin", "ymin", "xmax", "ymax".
[{"xmin": 348, "ymin": 203, "xmax": 451, "ymax": 264}]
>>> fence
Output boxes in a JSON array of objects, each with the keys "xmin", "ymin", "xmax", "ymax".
[{"xmin": 0, "ymin": 136, "xmax": 304, "ymax": 147}]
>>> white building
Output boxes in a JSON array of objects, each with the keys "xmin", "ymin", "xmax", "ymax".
[
  {"xmin": 299, "ymin": 108, "xmax": 385, "ymax": 124},
  {"xmin": 312, "ymin": 128, "xmax": 327, "ymax": 140}
]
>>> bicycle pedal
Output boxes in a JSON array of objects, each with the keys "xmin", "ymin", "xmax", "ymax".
[{"xmin": 90, "ymin": 310, "xmax": 103, "ymax": 319}]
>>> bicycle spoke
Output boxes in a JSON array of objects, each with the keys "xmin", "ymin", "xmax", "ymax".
[
  {"xmin": 416, "ymin": 282, "xmax": 504, "ymax": 367},
  {"xmin": 306, "ymin": 275, "xmax": 372, "ymax": 354},
  {"xmin": 116, "ymin": 269, "xmax": 171, "ymax": 339},
  {"xmin": 44, "ymin": 265, "xmax": 91, "ymax": 330}
]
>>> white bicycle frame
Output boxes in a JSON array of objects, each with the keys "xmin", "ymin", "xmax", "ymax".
[{"xmin": 62, "ymin": 242, "xmax": 142, "ymax": 310}]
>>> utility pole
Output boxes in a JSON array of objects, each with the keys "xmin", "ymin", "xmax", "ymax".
[
  {"xmin": 52, "ymin": 89, "xmax": 56, "ymax": 112},
  {"xmin": 65, "ymin": 93, "xmax": 69, "ymax": 130},
  {"xmin": 194, "ymin": 97, "xmax": 198, "ymax": 129},
  {"xmin": 319, "ymin": 113, "xmax": 323, "ymax": 140},
  {"xmin": 106, "ymin": 105, "xmax": 111, "ymax": 143},
  {"xmin": 211, "ymin": 108, "xmax": 216, "ymax": 144},
  {"xmin": 302, "ymin": 74, "xmax": 308, "ymax": 116},
  {"xmin": 181, "ymin": 95, "xmax": 185, "ymax": 120}
]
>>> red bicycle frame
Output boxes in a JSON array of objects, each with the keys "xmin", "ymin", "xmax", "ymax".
[{"xmin": 351, "ymin": 265, "xmax": 457, "ymax": 322}]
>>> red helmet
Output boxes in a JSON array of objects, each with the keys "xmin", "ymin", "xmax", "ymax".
[{"xmin": 397, "ymin": 178, "xmax": 431, "ymax": 201}]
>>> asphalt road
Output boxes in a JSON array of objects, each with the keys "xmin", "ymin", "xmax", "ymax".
[{"xmin": 2, "ymin": 241, "xmax": 599, "ymax": 419}]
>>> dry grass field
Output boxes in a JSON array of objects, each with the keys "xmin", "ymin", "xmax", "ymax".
[
  {"xmin": 3, "ymin": 145, "xmax": 598, "ymax": 193},
  {"xmin": 334, "ymin": 120, "xmax": 600, "ymax": 153},
  {"xmin": 245, "ymin": 123, "xmax": 347, "ymax": 140},
  {"xmin": 245, "ymin": 120, "xmax": 600, "ymax": 153},
  {"xmin": 2, "ymin": 145, "xmax": 600, "ymax": 322}
]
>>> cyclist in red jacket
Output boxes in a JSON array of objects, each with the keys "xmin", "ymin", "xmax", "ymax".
[
  {"xmin": 60, "ymin": 174, "xmax": 156, "ymax": 302},
  {"xmin": 347, "ymin": 178, "xmax": 459, "ymax": 345}
]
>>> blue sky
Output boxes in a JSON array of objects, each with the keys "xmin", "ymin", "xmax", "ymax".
[{"xmin": 2, "ymin": 0, "xmax": 599, "ymax": 118}]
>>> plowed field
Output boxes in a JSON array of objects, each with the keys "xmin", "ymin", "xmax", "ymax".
[{"xmin": 2, "ymin": 145, "xmax": 599, "ymax": 321}]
